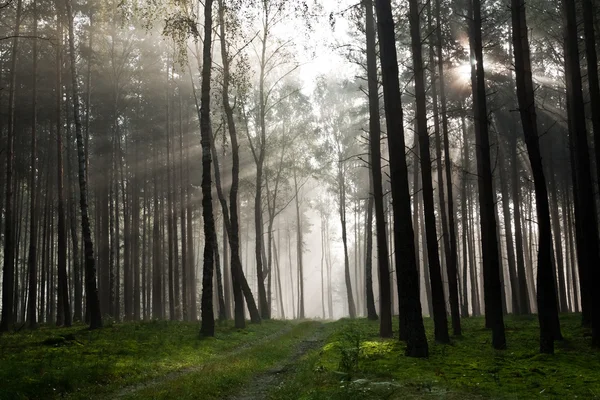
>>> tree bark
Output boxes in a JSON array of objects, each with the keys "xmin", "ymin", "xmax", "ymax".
[
  {"xmin": 26, "ymin": 0, "xmax": 39, "ymax": 329},
  {"xmin": 562, "ymin": 0, "xmax": 600, "ymax": 345},
  {"xmin": 469, "ymin": 0, "xmax": 506, "ymax": 349},
  {"xmin": 0, "ymin": 0, "xmax": 22, "ymax": 333},
  {"xmin": 364, "ymin": 0, "xmax": 388, "ymax": 330},
  {"xmin": 199, "ymin": 0, "xmax": 216, "ymax": 337},
  {"xmin": 409, "ymin": 0, "xmax": 449, "ymax": 344},
  {"xmin": 65, "ymin": 0, "xmax": 102, "ymax": 329},
  {"xmin": 375, "ymin": 0, "xmax": 428, "ymax": 357}
]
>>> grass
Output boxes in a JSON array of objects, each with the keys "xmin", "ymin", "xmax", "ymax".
[
  {"xmin": 0, "ymin": 319, "xmax": 292, "ymax": 399},
  {"xmin": 269, "ymin": 314, "xmax": 600, "ymax": 399},
  {"xmin": 125, "ymin": 321, "xmax": 323, "ymax": 399},
  {"xmin": 3, "ymin": 314, "xmax": 598, "ymax": 400}
]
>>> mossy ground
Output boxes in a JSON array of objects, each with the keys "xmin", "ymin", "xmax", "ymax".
[
  {"xmin": 269, "ymin": 314, "xmax": 600, "ymax": 399},
  {"xmin": 0, "ymin": 319, "xmax": 291, "ymax": 399},
  {"xmin": 2, "ymin": 314, "xmax": 598, "ymax": 399}
]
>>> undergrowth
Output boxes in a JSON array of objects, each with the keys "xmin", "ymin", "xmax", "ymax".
[
  {"xmin": 0, "ymin": 319, "xmax": 290, "ymax": 399},
  {"xmin": 269, "ymin": 314, "xmax": 600, "ymax": 399}
]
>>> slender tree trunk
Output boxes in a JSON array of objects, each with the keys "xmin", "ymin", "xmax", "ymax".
[
  {"xmin": 582, "ymin": 0, "xmax": 600, "ymax": 200},
  {"xmin": 548, "ymin": 161, "xmax": 568, "ymax": 313},
  {"xmin": 409, "ymin": 0, "xmax": 449, "ymax": 343},
  {"xmin": 65, "ymin": 0, "xmax": 102, "ymax": 329},
  {"xmin": 0, "ymin": 0, "xmax": 22, "ymax": 333},
  {"xmin": 364, "ymin": 0, "xmax": 387, "ymax": 329},
  {"xmin": 469, "ymin": 0, "xmax": 506, "ymax": 349},
  {"xmin": 564, "ymin": 0, "xmax": 600, "ymax": 344},
  {"xmin": 375, "ymin": 0, "xmax": 428, "ymax": 357},
  {"xmin": 27, "ymin": 0, "xmax": 39, "ymax": 329},
  {"xmin": 511, "ymin": 0, "xmax": 562, "ymax": 351},
  {"xmin": 435, "ymin": 0, "xmax": 460, "ymax": 335},
  {"xmin": 199, "ymin": 0, "xmax": 216, "ymax": 336},
  {"xmin": 56, "ymin": 14, "xmax": 71, "ymax": 327},
  {"xmin": 498, "ymin": 143, "xmax": 520, "ymax": 314}
]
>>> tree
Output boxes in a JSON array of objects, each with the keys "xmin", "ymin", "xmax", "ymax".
[
  {"xmin": 364, "ymin": 0, "xmax": 389, "ymax": 332},
  {"xmin": 511, "ymin": 0, "xmax": 561, "ymax": 353},
  {"xmin": 409, "ymin": 0, "xmax": 449, "ymax": 344},
  {"xmin": 468, "ymin": 0, "xmax": 506, "ymax": 349},
  {"xmin": 199, "ymin": 0, "xmax": 216, "ymax": 337},
  {"xmin": 0, "ymin": 0, "xmax": 22, "ymax": 333},
  {"xmin": 375, "ymin": 0, "xmax": 428, "ymax": 357},
  {"xmin": 562, "ymin": 0, "xmax": 600, "ymax": 345},
  {"xmin": 65, "ymin": 0, "xmax": 102, "ymax": 329}
]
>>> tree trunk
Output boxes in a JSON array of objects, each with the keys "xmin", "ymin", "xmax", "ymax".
[
  {"xmin": 375, "ymin": 0, "xmax": 428, "ymax": 357},
  {"xmin": 26, "ymin": 0, "xmax": 39, "ymax": 329},
  {"xmin": 511, "ymin": 0, "xmax": 562, "ymax": 352},
  {"xmin": 497, "ymin": 142, "xmax": 521, "ymax": 314},
  {"xmin": 364, "ymin": 0, "xmax": 387, "ymax": 329},
  {"xmin": 434, "ymin": 0, "xmax": 461, "ymax": 335},
  {"xmin": 56, "ymin": 14, "xmax": 71, "ymax": 327},
  {"xmin": 469, "ymin": 0, "xmax": 506, "ymax": 349},
  {"xmin": 293, "ymin": 169, "xmax": 306, "ymax": 319},
  {"xmin": 409, "ymin": 0, "xmax": 449, "ymax": 344},
  {"xmin": 563, "ymin": 0, "xmax": 600, "ymax": 345},
  {"xmin": 199, "ymin": 0, "xmax": 216, "ymax": 337},
  {"xmin": 0, "ymin": 0, "xmax": 22, "ymax": 333},
  {"xmin": 548, "ymin": 161, "xmax": 568, "ymax": 313},
  {"xmin": 65, "ymin": 0, "xmax": 102, "ymax": 329}
]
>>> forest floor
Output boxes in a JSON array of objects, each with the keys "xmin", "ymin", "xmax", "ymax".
[
  {"xmin": 0, "ymin": 314, "xmax": 598, "ymax": 399},
  {"xmin": 267, "ymin": 314, "xmax": 600, "ymax": 399}
]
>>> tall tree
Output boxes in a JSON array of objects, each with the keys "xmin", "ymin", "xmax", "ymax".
[
  {"xmin": 56, "ymin": 12, "xmax": 71, "ymax": 327},
  {"xmin": 468, "ymin": 0, "xmax": 506, "ymax": 349},
  {"xmin": 375, "ymin": 0, "xmax": 428, "ymax": 357},
  {"xmin": 562, "ymin": 0, "xmax": 600, "ymax": 345},
  {"xmin": 199, "ymin": 0, "xmax": 216, "ymax": 337},
  {"xmin": 511, "ymin": 0, "xmax": 561, "ymax": 353},
  {"xmin": 65, "ymin": 0, "xmax": 102, "ymax": 329},
  {"xmin": 409, "ymin": 0, "xmax": 449, "ymax": 344},
  {"xmin": 26, "ymin": 0, "xmax": 39, "ymax": 330},
  {"xmin": 364, "ymin": 0, "xmax": 388, "ymax": 332},
  {"xmin": 0, "ymin": 0, "xmax": 23, "ymax": 333}
]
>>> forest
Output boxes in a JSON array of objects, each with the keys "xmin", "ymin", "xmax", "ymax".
[{"xmin": 0, "ymin": 0, "xmax": 599, "ymax": 398}]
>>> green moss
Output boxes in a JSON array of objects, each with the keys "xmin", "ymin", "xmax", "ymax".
[
  {"xmin": 125, "ymin": 321, "xmax": 323, "ymax": 400},
  {"xmin": 0, "ymin": 319, "xmax": 291, "ymax": 399},
  {"xmin": 270, "ymin": 314, "xmax": 600, "ymax": 399}
]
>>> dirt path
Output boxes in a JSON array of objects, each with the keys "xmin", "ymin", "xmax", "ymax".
[
  {"xmin": 109, "ymin": 323, "xmax": 296, "ymax": 399},
  {"xmin": 226, "ymin": 322, "xmax": 327, "ymax": 400}
]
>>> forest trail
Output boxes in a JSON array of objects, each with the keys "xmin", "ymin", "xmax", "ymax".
[
  {"xmin": 226, "ymin": 322, "xmax": 327, "ymax": 400},
  {"xmin": 110, "ymin": 322, "xmax": 298, "ymax": 399}
]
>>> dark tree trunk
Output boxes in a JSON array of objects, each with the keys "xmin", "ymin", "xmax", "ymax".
[
  {"xmin": 293, "ymin": 169, "xmax": 306, "ymax": 319},
  {"xmin": 364, "ymin": 0, "xmax": 388, "ymax": 330},
  {"xmin": 460, "ymin": 113, "xmax": 470, "ymax": 317},
  {"xmin": 375, "ymin": 0, "xmax": 428, "ymax": 357},
  {"xmin": 27, "ymin": 0, "xmax": 39, "ymax": 330},
  {"xmin": 56, "ymin": 15, "xmax": 71, "ymax": 327},
  {"xmin": 65, "ymin": 0, "xmax": 102, "ymax": 329},
  {"xmin": 469, "ymin": 0, "xmax": 506, "ymax": 349},
  {"xmin": 497, "ymin": 143, "xmax": 521, "ymax": 314},
  {"xmin": 510, "ymin": 137, "xmax": 531, "ymax": 314},
  {"xmin": 548, "ymin": 161, "xmax": 568, "ymax": 313},
  {"xmin": 215, "ymin": 0, "xmax": 261, "ymax": 326},
  {"xmin": 434, "ymin": 0, "xmax": 461, "ymax": 336},
  {"xmin": 199, "ymin": 0, "xmax": 216, "ymax": 337},
  {"xmin": 511, "ymin": 0, "xmax": 562, "ymax": 352},
  {"xmin": 409, "ymin": 0, "xmax": 449, "ymax": 344},
  {"xmin": 562, "ymin": 0, "xmax": 600, "ymax": 345},
  {"xmin": 0, "ymin": 0, "xmax": 22, "ymax": 333}
]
